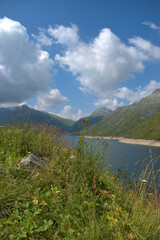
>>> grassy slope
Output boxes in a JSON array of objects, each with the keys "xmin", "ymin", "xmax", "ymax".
[
  {"xmin": 90, "ymin": 107, "xmax": 112, "ymax": 117},
  {"xmin": 0, "ymin": 124, "xmax": 160, "ymax": 239},
  {"xmin": 93, "ymin": 90, "xmax": 160, "ymax": 138},
  {"xmin": 71, "ymin": 107, "xmax": 112, "ymax": 134},
  {"xmin": 129, "ymin": 110, "xmax": 160, "ymax": 140}
]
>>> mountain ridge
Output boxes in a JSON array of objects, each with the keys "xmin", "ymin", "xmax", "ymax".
[
  {"xmin": 70, "ymin": 106, "xmax": 112, "ymax": 133},
  {"xmin": 92, "ymin": 88, "xmax": 160, "ymax": 139},
  {"xmin": 0, "ymin": 104, "xmax": 75, "ymax": 132},
  {"xmin": 0, "ymin": 104, "xmax": 112, "ymax": 132},
  {"xmin": 0, "ymin": 89, "xmax": 160, "ymax": 139}
]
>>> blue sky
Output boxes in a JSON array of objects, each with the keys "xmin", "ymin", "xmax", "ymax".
[{"xmin": 0, "ymin": 0, "xmax": 160, "ymax": 120}]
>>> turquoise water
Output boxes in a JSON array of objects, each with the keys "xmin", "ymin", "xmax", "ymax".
[{"xmin": 65, "ymin": 136, "xmax": 160, "ymax": 180}]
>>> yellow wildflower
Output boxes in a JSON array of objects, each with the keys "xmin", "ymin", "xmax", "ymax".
[
  {"xmin": 101, "ymin": 190, "xmax": 110, "ymax": 194},
  {"xmin": 128, "ymin": 232, "xmax": 134, "ymax": 239},
  {"xmin": 32, "ymin": 198, "xmax": 38, "ymax": 205},
  {"xmin": 107, "ymin": 215, "xmax": 118, "ymax": 223}
]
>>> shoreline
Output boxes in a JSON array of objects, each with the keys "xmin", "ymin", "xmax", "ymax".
[{"xmin": 85, "ymin": 136, "xmax": 160, "ymax": 147}]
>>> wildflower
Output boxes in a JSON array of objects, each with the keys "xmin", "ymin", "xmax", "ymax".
[
  {"xmin": 55, "ymin": 190, "xmax": 60, "ymax": 194},
  {"xmin": 53, "ymin": 187, "xmax": 60, "ymax": 193},
  {"xmin": 142, "ymin": 179, "xmax": 147, "ymax": 183},
  {"xmin": 51, "ymin": 186, "xmax": 60, "ymax": 194},
  {"xmin": 32, "ymin": 198, "xmax": 38, "ymax": 205},
  {"xmin": 70, "ymin": 154, "xmax": 76, "ymax": 159},
  {"xmin": 101, "ymin": 190, "xmax": 110, "ymax": 194},
  {"xmin": 111, "ymin": 194, "xmax": 115, "ymax": 200},
  {"xmin": 128, "ymin": 232, "xmax": 134, "ymax": 239},
  {"xmin": 108, "ymin": 164, "xmax": 112, "ymax": 167},
  {"xmin": 107, "ymin": 215, "xmax": 118, "ymax": 223}
]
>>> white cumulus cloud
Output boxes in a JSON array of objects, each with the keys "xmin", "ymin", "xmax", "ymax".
[
  {"xmin": 35, "ymin": 89, "xmax": 68, "ymax": 111},
  {"xmin": 0, "ymin": 17, "xmax": 53, "ymax": 104},
  {"xmin": 129, "ymin": 37, "xmax": 160, "ymax": 60},
  {"xmin": 32, "ymin": 28, "xmax": 53, "ymax": 46},
  {"xmin": 57, "ymin": 105, "xmax": 84, "ymax": 121},
  {"xmin": 115, "ymin": 80, "xmax": 160, "ymax": 103},
  {"xmin": 94, "ymin": 80, "xmax": 160, "ymax": 110},
  {"xmin": 94, "ymin": 98, "xmax": 123, "ymax": 110},
  {"xmin": 142, "ymin": 21, "xmax": 160, "ymax": 31},
  {"xmin": 46, "ymin": 24, "xmax": 160, "ymax": 98},
  {"xmin": 48, "ymin": 24, "xmax": 79, "ymax": 48}
]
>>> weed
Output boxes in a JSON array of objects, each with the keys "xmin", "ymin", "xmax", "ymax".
[{"xmin": 0, "ymin": 123, "xmax": 159, "ymax": 239}]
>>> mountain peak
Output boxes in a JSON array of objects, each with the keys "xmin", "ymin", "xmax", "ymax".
[
  {"xmin": 152, "ymin": 88, "xmax": 160, "ymax": 96},
  {"xmin": 8, "ymin": 104, "xmax": 29, "ymax": 110},
  {"xmin": 17, "ymin": 104, "xmax": 29, "ymax": 109},
  {"xmin": 90, "ymin": 107, "xmax": 112, "ymax": 117},
  {"xmin": 21, "ymin": 104, "xmax": 29, "ymax": 108}
]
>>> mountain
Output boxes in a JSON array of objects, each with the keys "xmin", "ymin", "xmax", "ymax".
[
  {"xmin": 90, "ymin": 107, "xmax": 112, "ymax": 117},
  {"xmin": 93, "ymin": 89, "xmax": 160, "ymax": 138},
  {"xmin": 1, "ymin": 88, "xmax": 159, "ymax": 139},
  {"xmin": 128, "ymin": 110, "xmax": 160, "ymax": 140},
  {"xmin": 71, "ymin": 107, "xmax": 112, "ymax": 133},
  {"xmin": 0, "ymin": 105, "xmax": 112, "ymax": 133},
  {"xmin": 0, "ymin": 105, "xmax": 75, "ymax": 132}
]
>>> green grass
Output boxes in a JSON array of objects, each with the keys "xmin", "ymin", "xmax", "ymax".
[
  {"xmin": 93, "ymin": 92, "xmax": 160, "ymax": 139},
  {"xmin": 128, "ymin": 111, "xmax": 160, "ymax": 140},
  {"xmin": 0, "ymin": 123, "xmax": 160, "ymax": 239}
]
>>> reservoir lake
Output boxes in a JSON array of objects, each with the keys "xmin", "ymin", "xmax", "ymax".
[{"xmin": 65, "ymin": 136, "xmax": 160, "ymax": 180}]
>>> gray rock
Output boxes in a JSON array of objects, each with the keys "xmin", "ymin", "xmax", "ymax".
[{"xmin": 19, "ymin": 153, "xmax": 49, "ymax": 168}]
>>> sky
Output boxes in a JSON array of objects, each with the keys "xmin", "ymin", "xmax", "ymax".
[{"xmin": 0, "ymin": 0, "xmax": 160, "ymax": 120}]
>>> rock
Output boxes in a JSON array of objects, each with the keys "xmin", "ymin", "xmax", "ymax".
[{"xmin": 19, "ymin": 153, "xmax": 49, "ymax": 168}]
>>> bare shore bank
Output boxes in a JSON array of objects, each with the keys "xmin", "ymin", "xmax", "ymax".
[{"xmin": 85, "ymin": 136, "xmax": 160, "ymax": 147}]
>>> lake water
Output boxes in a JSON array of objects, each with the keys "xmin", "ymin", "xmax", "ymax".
[{"xmin": 65, "ymin": 136, "xmax": 160, "ymax": 181}]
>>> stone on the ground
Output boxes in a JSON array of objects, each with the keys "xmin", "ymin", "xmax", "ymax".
[{"xmin": 19, "ymin": 153, "xmax": 49, "ymax": 168}]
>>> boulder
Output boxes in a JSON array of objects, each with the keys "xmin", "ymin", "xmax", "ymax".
[{"xmin": 19, "ymin": 153, "xmax": 49, "ymax": 168}]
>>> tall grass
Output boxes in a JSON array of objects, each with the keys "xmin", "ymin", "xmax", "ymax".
[{"xmin": 0, "ymin": 123, "xmax": 160, "ymax": 239}]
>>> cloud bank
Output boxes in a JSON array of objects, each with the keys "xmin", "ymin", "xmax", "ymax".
[
  {"xmin": 0, "ymin": 17, "xmax": 52, "ymax": 104},
  {"xmin": 47, "ymin": 24, "xmax": 160, "ymax": 99},
  {"xmin": 1, "ymin": 18, "xmax": 160, "ymax": 116},
  {"xmin": 35, "ymin": 89, "xmax": 68, "ymax": 111},
  {"xmin": 94, "ymin": 80, "xmax": 160, "ymax": 110},
  {"xmin": 57, "ymin": 105, "xmax": 84, "ymax": 121},
  {"xmin": 0, "ymin": 17, "xmax": 67, "ymax": 110}
]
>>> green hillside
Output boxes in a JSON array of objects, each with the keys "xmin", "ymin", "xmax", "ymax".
[
  {"xmin": 0, "ymin": 105, "xmax": 75, "ymax": 132},
  {"xmin": 128, "ymin": 110, "xmax": 160, "ymax": 140},
  {"xmin": 71, "ymin": 107, "xmax": 112, "ymax": 133},
  {"xmin": 90, "ymin": 107, "xmax": 112, "ymax": 117},
  {"xmin": 93, "ymin": 89, "xmax": 160, "ymax": 138}
]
